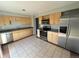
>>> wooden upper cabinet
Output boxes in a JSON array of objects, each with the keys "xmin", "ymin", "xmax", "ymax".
[
  {"xmin": 26, "ymin": 17, "xmax": 32, "ymax": 25},
  {"xmin": 2, "ymin": 16, "xmax": 11, "ymax": 25},
  {"xmin": 0, "ymin": 16, "xmax": 12, "ymax": 26},
  {"xmin": 15, "ymin": 17, "xmax": 32, "ymax": 25},
  {"xmin": 49, "ymin": 12, "xmax": 61, "ymax": 25},
  {"xmin": 0, "ymin": 16, "xmax": 32, "ymax": 26},
  {"xmin": 11, "ymin": 16, "xmax": 16, "ymax": 23},
  {"xmin": 54, "ymin": 12, "xmax": 61, "ymax": 24},
  {"xmin": 49, "ymin": 13, "xmax": 55, "ymax": 24},
  {"xmin": 43, "ymin": 15, "xmax": 49, "ymax": 19},
  {"xmin": 39, "ymin": 16, "xmax": 43, "ymax": 24},
  {"xmin": 0, "ymin": 16, "xmax": 4, "ymax": 26},
  {"xmin": 15, "ymin": 17, "xmax": 25, "ymax": 24},
  {"xmin": 39, "ymin": 15, "xmax": 49, "ymax": 25}
]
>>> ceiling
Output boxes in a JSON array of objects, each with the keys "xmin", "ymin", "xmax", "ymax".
[{"xmin": 0, "ymin": 1, "xmax": 78, "ymax": 17}]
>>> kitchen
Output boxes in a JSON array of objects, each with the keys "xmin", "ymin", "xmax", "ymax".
[
  {"xmin": 0, "ymin": 1, "xmax": 79, "ymax": 58},
  {"xmin": 36, "ymin": 8, "xmax": 79, "ymax": 54},
  {"xmin": 0, "ymin": 16, "xmax": 33, "ymax": 57},
  {"xmin": 0, "ymin": 16, "xmax": 33, "ymax": 44}
]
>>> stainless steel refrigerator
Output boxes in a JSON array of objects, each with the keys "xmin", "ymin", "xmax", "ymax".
[
  {"xmin": 66, "ymin": 17, "xmax": 79, "ymax": 54},
  {"xmin": 58, "ymin": 18, "xmax": 69, "ymax": 48}
]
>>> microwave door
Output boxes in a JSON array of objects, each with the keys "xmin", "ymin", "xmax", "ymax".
[{"xmin": 42, "ymin": 20, "xmax": 49, "ymax": 24}]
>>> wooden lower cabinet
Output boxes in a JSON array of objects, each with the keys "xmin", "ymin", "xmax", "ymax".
[
  {"xmin": 0, "ymin": 16, "xmax": 11, "ymax": 26},
  {"xmin": 12, "ymin": 28, "xmax": 33, "ymax": 41},
  {"xmin": 48, "ymin": 31, "xmax": 58, "ymax": 44}
]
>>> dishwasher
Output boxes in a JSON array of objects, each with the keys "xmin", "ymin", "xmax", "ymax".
[{"xmin": 0, "ymin": 32, "xmax": 13, "ymax": 44}]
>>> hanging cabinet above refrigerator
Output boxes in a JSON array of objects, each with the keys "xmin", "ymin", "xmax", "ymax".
[{"xmin": 61, "ymin": 8, "xmax": 79, "ymax": 18}]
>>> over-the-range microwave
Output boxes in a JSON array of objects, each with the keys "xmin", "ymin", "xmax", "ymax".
[{"xmin": 42, "ymin": 19, "xmax": 49, "ymax": 24}]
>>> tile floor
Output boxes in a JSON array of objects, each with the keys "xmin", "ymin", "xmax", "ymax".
[{"xmin": 3, "ymin": 36, "xmax": 79, "ymax": 58}]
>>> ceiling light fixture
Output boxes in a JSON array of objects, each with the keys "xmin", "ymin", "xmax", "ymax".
[{"xmin": 22, "ymin": 9, "xmax": 26, "ymax": 11}]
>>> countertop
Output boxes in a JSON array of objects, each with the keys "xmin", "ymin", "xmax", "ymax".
[
  {"xmin": 49, "ymin": 29, "xmax": 59, "ymax": 32},
  {"xmin": 39, "ymin": 28, "xmax": 67, "ymax": 36},
  {"xmin": 58, "ymin": 32, "xmax": 66, "ymax": 37},
  {"xmin": 39, "ymin": 28, "xmax": 58, "ymax": 32},
  {"xmin": 0, "ymin": 27, "xmax": 33, "ymax": 33}
]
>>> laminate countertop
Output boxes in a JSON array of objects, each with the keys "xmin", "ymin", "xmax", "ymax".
[
  {"xmin": 49, "ymin": 29, "xmax": 59, "ymax": 32},
  {"xmin": 0, "ymin": 27, "xmax": 33, "ymax": 33},
  {"xmin": 39, "ymin": 28, "xmax": 59, "ymax": 32}
]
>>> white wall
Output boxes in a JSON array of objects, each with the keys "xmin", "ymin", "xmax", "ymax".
[{"xmin": 31, "ymin": 16, "xmax": 36, "ymax": 35}]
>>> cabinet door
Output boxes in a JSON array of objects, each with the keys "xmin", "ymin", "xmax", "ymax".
[
  {"xmin": 12, "ymin": 28, "xmax": 33, "ymax": 41},
  {"xmin": 11, "ymin": 16, "xmax": 16, "ymax": 23},
  {"xmin": 15, "ymin": 17, "xmax": 32, "ymax": 25},
  {"xmin": 0, "ymin": 16, "xmax": 4, "ymax": 26},
  {"xmin": 0, "ymin": 16, "xmax": 11, "ymax": 26},
  {"xmin": 49, "ymin": 14, "xmax": 55, "ymax": 24},
  {"xmin": 39, "ymin": 16, "xmax": 43, "ymax": 24},
  {"xmin": 15, "ymin": 17, "xmax": 26, "ymax": 24},
  {"xmin": 43, "ymin": 15, "xmax": 49, "ymax": 19},
  {"xmin": 54, "ymin": 12, "xmax": 61, "ymax": 24},
  {"xmin": 52, "ymin": 32, "xmax": 58, "ymax": 44},
  {"xmin": 49, "ymin": 12, "xmax": 61, "ymax": 25},
  {"xmin": 26, "ymin": 17, "xmax": 32, "ymax": 25},
  {"xmin": 21, "ymin": 17, "xmax": 28, "ymax": 24},
  {"xmin": 48, "ymin": 31, "xmax": 58, "ymax": 44},
  {"xmin": 25, "ymin": 28, "xmax": 33, "ymax": 36},
  {"xmin": 2, "ymin": 16, "xmax": 11, "ymax": 25}
]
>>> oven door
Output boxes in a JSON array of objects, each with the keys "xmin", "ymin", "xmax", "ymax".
[{"xmin": 40, "ymin": 30, "xmax": 47, "ymax": 40}]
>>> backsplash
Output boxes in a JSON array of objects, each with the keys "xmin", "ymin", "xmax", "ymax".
[
  {"xmin": 0, "ymin": 22, "xmax": 32, "ymax": 31},
  {"xmin": 51, "ymin": 25, "xmax": 59, "ymax": 29},
  {"xmin": 40, "ymin": 24, "xmax": 59, "ymax": 29},
  {"xmin": 39, "ymin": 18, "xmax": 69, "ymax": 30},
  {"xmin": 60, "ymin": 18, "xmax": 69, "ymax": 26}
]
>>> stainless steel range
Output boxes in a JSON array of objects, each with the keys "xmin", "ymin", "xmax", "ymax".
[{"xmin": 40, "ymin": 25, "xmax": 51, "ymax": 41}]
